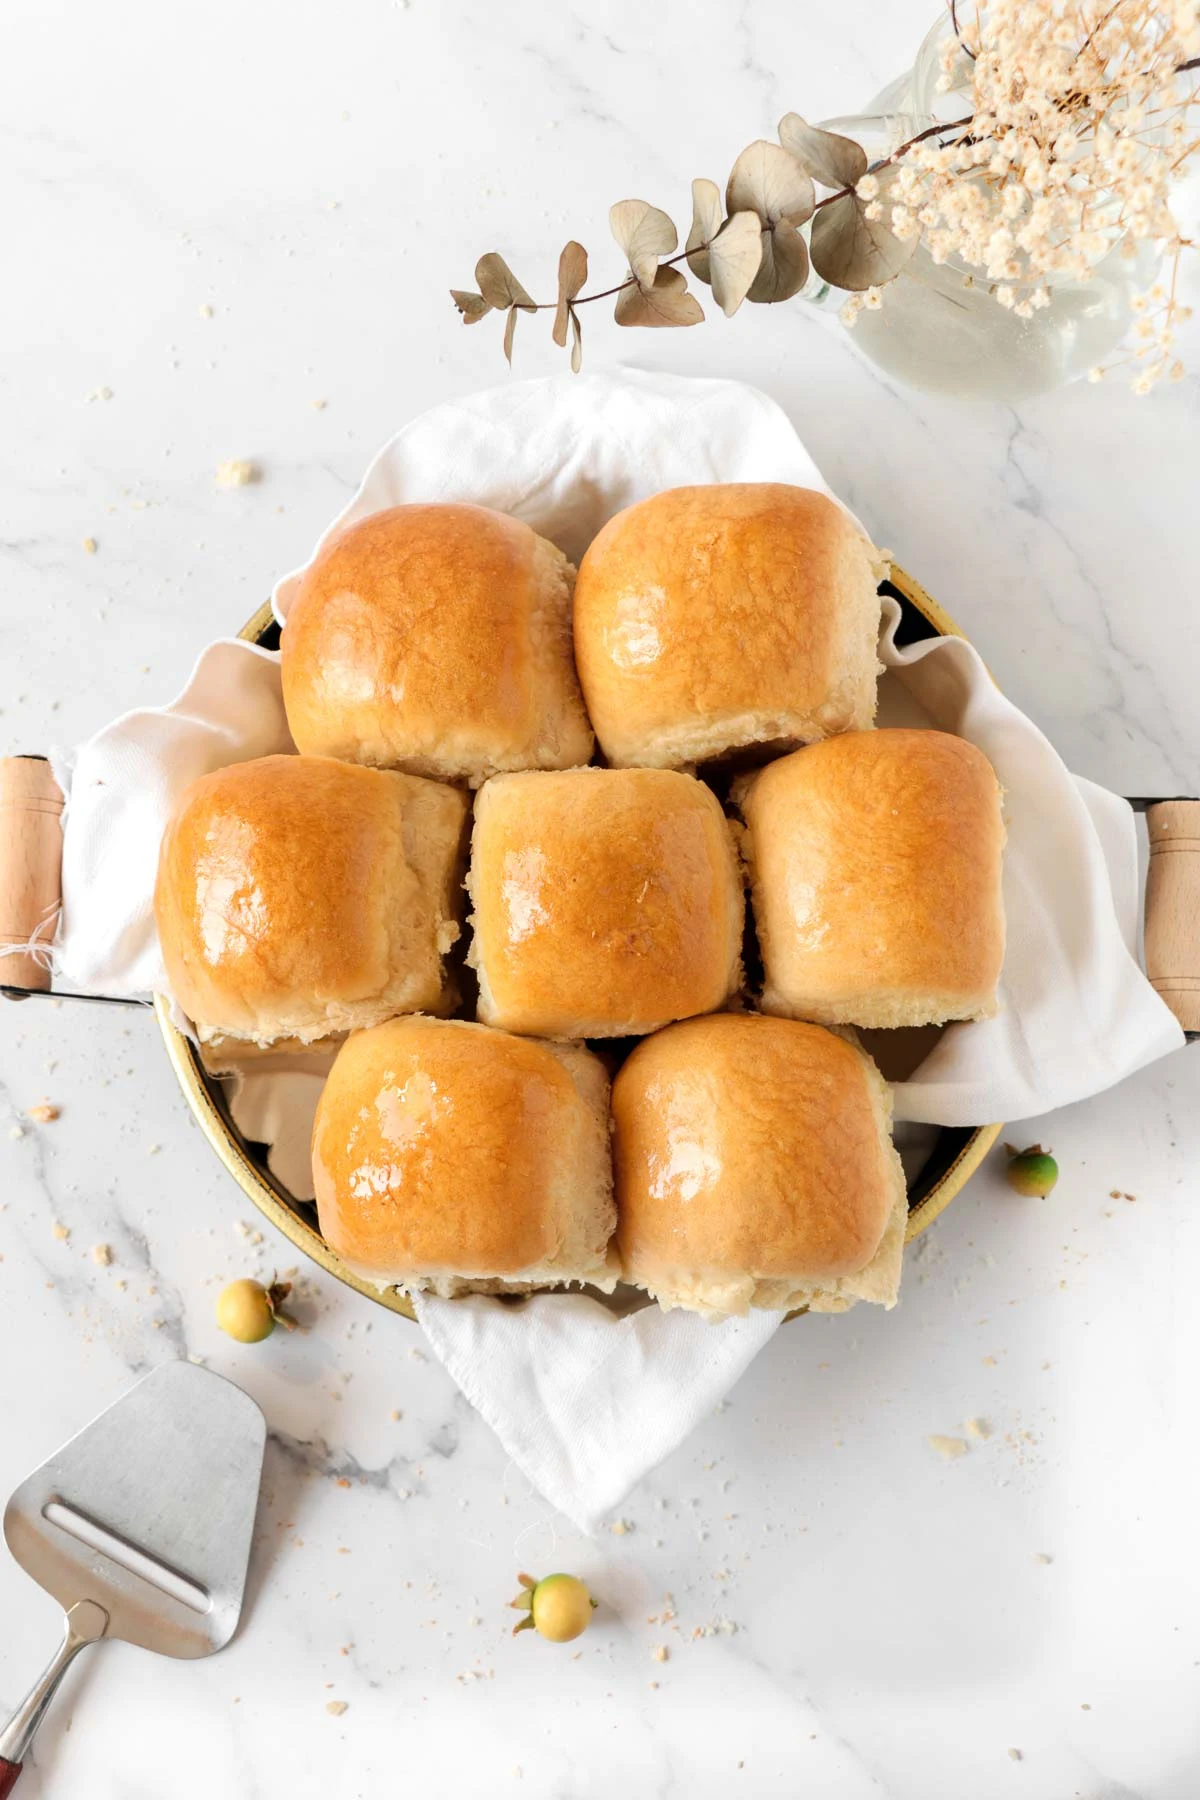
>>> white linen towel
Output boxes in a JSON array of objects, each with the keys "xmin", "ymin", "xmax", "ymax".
[{"xmin": 47, "ymin": 371, "xmax": 1183, "ymax": 1531}]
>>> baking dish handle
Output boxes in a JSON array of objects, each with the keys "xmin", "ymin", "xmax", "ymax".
[
  {"xmin": 0, "ymin": 755, "xmax": 64, "ymax": 994},
  {"xmin": 1143, "ymin": 800, "xmax": 1200, "ymax": 1036}
]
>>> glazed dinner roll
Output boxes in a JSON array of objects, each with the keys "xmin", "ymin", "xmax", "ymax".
[
  {"xmin": 613, "ymin": 1013, "xmax": 907, "ymax": 1318},
  {"xmin": 312, "ymin": 1017, "xmax": 615, "ymax": 1295},
  {"xmin": 736, "ymin": 728, "xmax": 1005, "ymax": 1029},
  {"xmin": 280, "ymin": 502, "xmax": 594, "ymax": 784},
  {"xmin": 154, "ymin": 754, "xmax": 468, "ymax": 1046},
  {"xmin": 468, "ymin": 767, "xmax": 744, "ymax": 1038},
  {"xmin": 572, "ymin": 483, "xmax": 882, "ymax": 768}
]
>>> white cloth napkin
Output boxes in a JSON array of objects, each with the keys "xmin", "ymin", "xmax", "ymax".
[{"xmin": 47, "ymin": 370, "xmax": 1183, "ymax": 1532}]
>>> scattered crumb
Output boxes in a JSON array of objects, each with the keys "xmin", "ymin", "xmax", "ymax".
[
  {"xmin": 51, "ymin": 1221, "xmax": 70, "ymax": 1242},
  {"xmin": 389, "ymin": 1409, "xmax": 402, "ymax": 1422},
  {"xmin": 1109, "ymin": 1189, "xmax": 1122, "ymax": 1199},
  {"xmin": 648, "ymin": 1680, "xmax": 659, "ymax": 1690},
  {"xmin": 610, "ymin": 1519, "xmax": 632, "ymax": 1536},
  {"xmin": 1008, "ymin": 1748, "xmax": 1023, "ymax": 1762},
  {"xmin": 234, "ymin": 1220, "xmax": 251, "ymax": 1238},
  {"xmin": 965, "ymin": 1417, "xmax": 991, "ymax": 1440},
  {"xmin": 82, "ymin": 537, "xmax": 97, "ymax": 554},
  {"xmin": 146, "ymin": 1143, "xmax": 161, "ymax": 1156},
  {"xmin": 8, "ymin": 1125, "xmax": 24, "ymax": 1140},
  {"xmin": 981, "ymin": 1354, "xmax": 997, "ymax": 1367},
  {"xmin": 1081, "ymin": 1703, "xmax": 1091, "ymax": 1711},
  {"xmin": 87, "ymin": 386, "xmax": 113, "ymax": 402},
  {"xmin": 312, "ymin": 398, "xmax": 327, "ymax": 410},
  {"xmin": 409, "ymin": 1346, "xmax": 427, "ymax": 1362},
  {"xmin": 216, "ymin": 458, "xmax": 258, "ymax": 488},
  {"xmin": 325, "ymin": 1701, "xmax": 348, "ymax": 1717},
  {"xmin": 199, "ymin": 304, "xmax": 214, "ymax": 318},
  {"xmin": 91, "ymin": 1243, "xmax": 113, "ymax": 1266},
  {"xmin": 651, "ymin": 1645, "xmax": 668, "ymax": 1663},
  {"xmin": 249, "ymin": 1230, "xmax": 263, "ymax": 1246},
  {"xmin": 927, "ymin": 1434, "xmax": 968, "ymax": 1460},
  {"xmin": 1034, "ymin": 1552, "xmax": 1053, "ymax": 1565}
]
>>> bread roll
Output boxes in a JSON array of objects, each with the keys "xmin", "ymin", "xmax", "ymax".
[
  {"xmin": 736, "ymin": 728, "xmax": 1005, "ymax": 1028},
  {"xmin": 155, "ymin": 755, "xmax": 468, "ymax": 1045},
  {"xmin": 312, "ymin": 1016, "xmax": 615, "ymax": 1295},
  {"xmin": 613, "ymin": 1013, "xmax": 906, "ymax": 1318},
  {"xmin": 280, "ymin": 503, "xmax": 594, "ymax": 784},
  {"xmin": 468, "ymin": 767, "xmax": 744, "ymax": 1038},
  {"xmin": 572, "ymin": 484, "xmax": 881, "ymax": 768}
]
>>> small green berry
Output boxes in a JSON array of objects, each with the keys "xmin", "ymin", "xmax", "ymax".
[
  {"xmin": 1004, "ymin": 1143, "xmax": 1059, "ymax": 1198},
  {"xmin": 510, "ymin": 1571, "xmax": 597, "ymax": 1643},
  {"xmin": 217, "ymin": 1277, "xmax": 296, "ymax": 1342}
]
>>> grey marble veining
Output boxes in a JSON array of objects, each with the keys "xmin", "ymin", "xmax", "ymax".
[{"xmin": 2, "ymin": 1, "xmax": 1199, "ymax": 1795}]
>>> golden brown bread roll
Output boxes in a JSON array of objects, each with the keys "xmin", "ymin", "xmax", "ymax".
[
  {"xmin": 280, "ymin": 503, "xmax": 594, "ymax": 784},
  {"xmin": 312, "ymin": 1016, "xmax": 615, "ymax": 1295},
  {"xmin": 736, "ymin": 728, "xmax": 1005, "ymax": 1028},
  {"xmin": 154, "ymin": 754, "xmax": 468, "ymax": 1046},
  {"xmin": 572, "ymin": 484, "xmax": 881, "ymax": 768},
  {"xmin": 613, "ymin": 1012, "xmax": 907, "ymax": 1317},
  {"xmin": 467, "ymin": 767, "xmax": 744, "ymax": 1039}
]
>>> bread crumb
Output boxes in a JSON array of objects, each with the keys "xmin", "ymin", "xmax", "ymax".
[
  {"xmin": 1034, "ymin": 1552, "xmax": 1053, "ymax": 1565},
  {"xmin": 51, "ymin": 1221, "xmax": 70, "ymax": 1242},
  {"xmin": 27, "ymin": 1103, "xmax": 59, "ymax": 1123},
  {"xmin": 146, "ymin": 1143, "xmax": 161, "ymax": 1156},
  {"xmin": 82, "ymin": 537, "xmax": 98, "ymax": 554},
  {"xmin": 325, "ymin": 1701, "xmax": 348, "ymax": 1717},
  {"xmin": 648, "ymin": 1679, "xmax": 659, "ymax": 1690},
  {"xmin": 389, "ymin": 1409, "xmax": 402, "ymax": 1422},
  {"xmin": 965, "ymin": 1417, "xmax": 991, "ymax": 1440},
  {"xmin": 610, "ymin": 1519, "xmax": 632, "ymax": 1536},
  {"xmin": 216, "ymin": 458, "xmax": 258, "ymax": 489},
  {"xmin": 981, "ymin": 1354, "xmax": 997, "ymax": 1367},
  {"xmin": 9, "ymin": 1125, "xmax": 25, "ymax": 1140},
  {"xmin": 234, "ymin": 1220, "xmax": 251, "ymax": 1238},
  {"xmin": 1008, "ymin": 1748, "xmax": 1022, "ymax": 1761},
  {"xmin": 927, "ymin": 1434, "xmax": 968, "ymax": 1460},
  {"xmin": 199, "ymin": 304, "xmax": 214, "ymax": 318},
  {"xmin": 91, "ymin": 1244, "xmax": 113, "ymax": 1266},
  {"xmin": 87, "ymin": 386, "xmax": 113, "ymax": 402},
  {"xmin": 312, "ymin": 398, "xmax": 327, "ymax": 410},
  {"xmin": 651, "ymin": 1645, "xmax": 668, "ymax": 1663}
]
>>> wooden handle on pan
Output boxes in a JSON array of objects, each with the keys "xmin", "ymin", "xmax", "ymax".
[
  {"xmin": 0, "ymin": 756, "xmax": 64, "ymax": 992},
  {"xmin": 1144, "ymin": 800, "xmax": 1200, "ymax": 1033}
]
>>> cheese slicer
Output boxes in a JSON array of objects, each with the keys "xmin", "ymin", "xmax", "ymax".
[{"xmin": 0, "ymin": 1361, "xmax": 266, "ymax": 1795}]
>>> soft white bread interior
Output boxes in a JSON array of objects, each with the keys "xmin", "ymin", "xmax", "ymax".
[
  {"xmin": 312, "ymin": 1016, "xmax": 615, "ymax": 1296},
  {"xmin": 572, "ymin": 483, "xmax": 882, "ymax": 768},
  {"xmin": 466, "ymin": 766, "xmax": 744, "ymax": 1039},
  {"xmin": 735, "ymin": 728, "xmax": 1005, "ymax": 1028},
  {"xmin": 154, "ymin": 754, "xmax": 468, "ymax": 1046},
  {"xmin": 613, "ymin": 1012, "xmax": 907, "ymax": 1318},
  {"xmin": 280, "ymin": 502, "xmax": 594, "ymax": 784}
]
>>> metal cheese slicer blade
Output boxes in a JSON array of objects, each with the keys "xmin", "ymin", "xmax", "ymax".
[{"xmin": 0, "ymin": 1362, "xmax": 266, "ymax": 1796}]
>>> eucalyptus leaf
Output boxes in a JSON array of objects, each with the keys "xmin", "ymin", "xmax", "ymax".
[
  {"xmin": 553, "ymin": 240, "xmax": 588, "ymax": 347},
  {"xmin": 685, "ymin": 177, "xmax": 723, "ymax": 284},
  {"xmin": 450, "ymin": 289, "xmax": 491, "ymax": 324},
  {"xmin": 503, "ymin": 304, "xmax": 519, "ymax": 365},
  {"xmin": 475, "ymin": 253, "xmax": 535, "ymax": 312},
  {"xmin": 609, "ymin": 199, "xmax": 678, "ymax": 290},
  {"xmin": 777, "ymin": 113, "xmax": 868, "ymax": 191},
  {"xmin": 708, "ymin": 210, "xmax": 764, "ymax": 315},
  {"xmin": 746, "ymin": 219, "xmax": 810, "ymax": 304},
  {"xmin": 614, "ymin": 264, "xmax": 704, "ymax": 328},
  {"xmin": 726, "ymin": 140, "xmax": 814, "ymax": 228},
  {"xmin": 809, "ymin": 185, "xmax": 918, "ymax": 290},
  {"xmin": 569, "ymin": 306, "xmax": 583, "ymax": 373}
]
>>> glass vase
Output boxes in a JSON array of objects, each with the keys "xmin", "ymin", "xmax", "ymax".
[{"xmin": 807, "ymin": 13, "xmax": 1159, "ymax": 402}]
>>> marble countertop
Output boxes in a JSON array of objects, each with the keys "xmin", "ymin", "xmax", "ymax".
[{"xmin": 3, "ymin": 2, "xmax": 1200, "ymax": 1795}]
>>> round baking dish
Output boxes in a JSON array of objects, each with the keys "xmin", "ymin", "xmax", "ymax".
[{"xmin": 156, "ymin": 560, "xmax": 1004, "ymax": 1322}]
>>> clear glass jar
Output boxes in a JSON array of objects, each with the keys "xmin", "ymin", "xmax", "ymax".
[{"xmin": 805, "ymin": 13, "xmax": 1159, "ymax": 401}]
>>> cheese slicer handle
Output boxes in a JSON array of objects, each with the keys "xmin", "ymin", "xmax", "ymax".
[
  {"xmin": 0, "ymin": 755, "xmax": 64, "ymax": 994},
  {"xmin": 0, "ymin": 1601, "xmax": 108, "ymax": 1787},
  {"xmin": 1144, "ymin": 800, "xmax": 1200, "ymax": 1034}
]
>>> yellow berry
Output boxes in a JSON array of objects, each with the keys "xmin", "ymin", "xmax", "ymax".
[
  {"xmin": 217, "ymin": 1278, "xmax": 277, "ymax": 1342},
  {"xmin": 511, "ymin": 1572, "xmax": 596, "ymax": 1643}
]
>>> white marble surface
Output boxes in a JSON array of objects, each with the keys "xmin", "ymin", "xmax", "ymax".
[{"xmin": 3, "ymin": 2, "xmax": 1200, "ymax": 1795}]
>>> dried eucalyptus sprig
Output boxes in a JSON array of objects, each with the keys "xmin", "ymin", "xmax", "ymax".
[{"xmin": 451, "ymin": 1, "xmax": 1200, "ymax": 395}]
